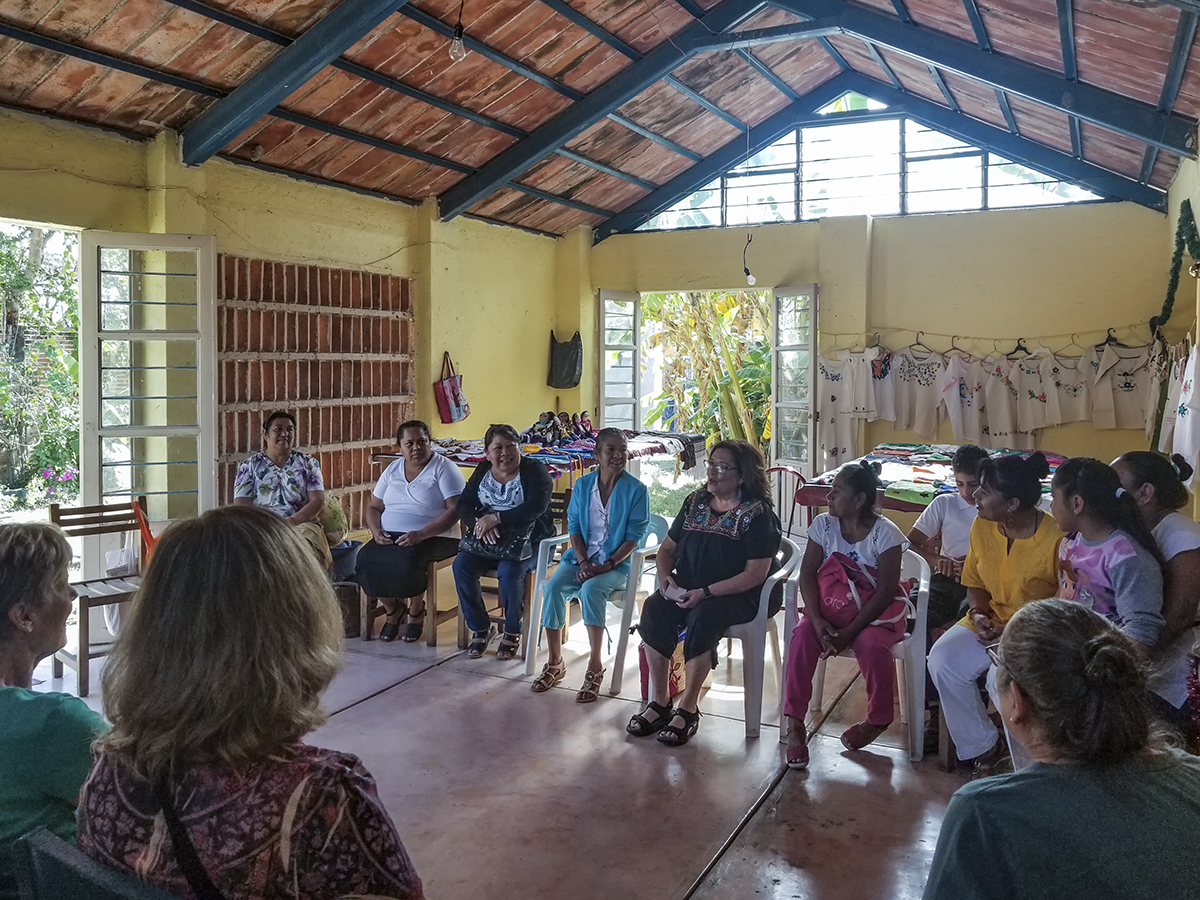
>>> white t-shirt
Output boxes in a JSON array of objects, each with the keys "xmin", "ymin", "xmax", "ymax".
[
  {"xmin": 585, "ymin": 481, "xmax": 611, "ymax": 562},
  {"xmin": 1150, "ymin": 511, "xmax": 1200, "ymax": 708},
  {"xmin": 808, "ymin": 513, "xmax": 909, "ymax": 569},
  {"xmin": 374, "ymin": 453, "xmax": 466, "ymax": 535},
  {"xmin": 913, "ymin": 492, "xmax": 978, "ymax": 560}
]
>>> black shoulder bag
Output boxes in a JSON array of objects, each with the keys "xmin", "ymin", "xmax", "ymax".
[{"xmin": 155, "ymin": 782, "xmax": 227, "ymax": 900}]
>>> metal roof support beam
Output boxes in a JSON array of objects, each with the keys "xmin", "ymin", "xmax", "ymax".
[
  {"xmin": 182, "ymin": 0, "xmax": 411, "ymax": 164},
  {"xmin": 772, "ymin": 0, "xmax": 1198, "ymax": 157},
  {"xmin": 865, "ymin": 41, "xmax": 902, "ymax": 89},
  {"xmin": 595, "ymin": 75, "xmax": 854, "ymax": 240},
  {"xmin": 928, "ymin": 65, "xmax": 959, "ymax": 112},
  {"xmin": 609, "ymin": 115, "xmax": 704, "ymax": 161},
  {"xmin": 1054, "ymin": 0, "xmax": 1077, "ymax": 81},
  {"xmin": 736, "ymin": 49, "xmax": 802, "ymax": 101},
  {"xmin": 960, "ymin": 0, "xmax": 992, "ymax": 51},
  {"xmin": 664, "ymin": 76, "xmax": 744, "ymax": 127},
  {"xmin": 995, "ymin": 90, "xmax": 1018, "ymax": 133},
  {"xmin": 505, "ymin": 183, "xmax": 612, "ymax": 218},
  {"xmin": 839, "ymin": 72, "xmax": 1166, "ymax": 209},
  {"xmin": 437, "ymin": 0, "xmax": 773, "ymax": 220},
  {"xmin": 1070, "ymin": 117, "xmax": 1081, "ymax": 157},
  {"xmin": 1160, "ymin": 10, "xmax": 1198, "ymax": 113},
  {"xmin": 818, "ymin": 36, "xmax": 851, "ymax": 70},
  {"xmin": 689, "ymin": 21, "xmax": 844, "ymax": 52},
  {"xmin": 890, "ymin": 0, "xmax": 913, "ymax": 24}
]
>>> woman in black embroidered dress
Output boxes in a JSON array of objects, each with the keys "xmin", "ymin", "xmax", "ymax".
[{"xmin": 627, "ymin": 440, "xmax": 781, "ymax": 746}]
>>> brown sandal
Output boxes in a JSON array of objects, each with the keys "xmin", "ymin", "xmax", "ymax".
[
  {"xmin": 575, "ymin": 667, "xmax": 606, "ymax": 703},
  {"xmin": 531, "ymin": 661, "xmax": 567, "ymax": 692}
]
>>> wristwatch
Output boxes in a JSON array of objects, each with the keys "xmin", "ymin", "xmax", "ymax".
[{"xmin": 703, "ymin": 586, "xmax": 713, "ymax": 599}]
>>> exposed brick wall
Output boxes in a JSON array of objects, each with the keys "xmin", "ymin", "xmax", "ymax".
[{"xmin": 216, "ymin": 255, "xmax": 414, "ymax": 529}]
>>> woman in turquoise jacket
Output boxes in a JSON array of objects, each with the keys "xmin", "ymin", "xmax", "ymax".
[{"xmin": 532, "ymin": 428, "xmax": 650, "ymax": 702}]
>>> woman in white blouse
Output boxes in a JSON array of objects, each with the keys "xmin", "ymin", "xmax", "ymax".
[
  {"xmin": 356, "ymin": 420, "xmax": 465, "ymax": 642},
  {"xmin": 1113, "ymin": 451, "xmax": 1200, "ymax": 746}
]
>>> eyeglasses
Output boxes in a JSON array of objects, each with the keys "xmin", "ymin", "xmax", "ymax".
[
  {"xmin": 706, "ymin": 462, "xmax": 740, "ymax": 474},
  {"xmin": 986, "ymin": 644, "xmax": 1024, "ymax": 693}
]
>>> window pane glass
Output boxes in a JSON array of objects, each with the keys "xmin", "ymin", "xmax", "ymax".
[
  {"xmin": 726, "ymin": 172, "xmax": 796, "ymax": 225},
  {"xmin": 99, "ymin": 249, "xmax": 198, "ymax": 331},
  {"xmin": 732, "ymin": 133, "xmax": 798, "ymax": 172},
  {"xmin": 102, "ymin": 434, "xmax": 199, "ymax": 520},
  {"xmin": 802, "ymin": 120, "xmax": 900, "ymax": 219},
  {"xmin": 907, "ymin": 154, "xmax": 983, "ymax": 213},
  {"xmin": 603, "ymin": 404, "xmax": 635, "ymax": 429},
  {"xmin": 100, "ymin": 340, "xmax": 198, "ymax": 427},
  {"xmin": 638, "ymin": 181, "xmax": 721, "ymax": 230},
  {"xmin": 987, "ymin": 159, "xmax": 1099, "ymax": 207},
  {"xmin": 777, "ymin": 350, "xmax": 811, "ymax": 403},
  {"xmin": 776, "ymin": 293, "xmax": 811, "ymax": 346},
  {"xmin": 905, "ymin": 120, "xmax": 971, "ymax": 156},
  {"xmin": 774, "ymin": 407, "xmax": 809, "ymax": 465}
]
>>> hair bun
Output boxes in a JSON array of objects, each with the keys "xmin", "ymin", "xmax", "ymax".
[
  {"xmin": 1024, "ymin": 451, "xmax": 1051, "ymax": 480},
  {"xmin": 860, "ymin": 460, "xmax": 882, "ymax": 476},
  {"xmin": 1080, "ymin": 634, "xmax": 1140, "ymax": 691},
  {"xmin": 1170, "ymin": 453, "xmax": 1195, "ymax": 483}
]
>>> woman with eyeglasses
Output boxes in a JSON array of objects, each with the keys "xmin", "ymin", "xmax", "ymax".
[
  {"xmin": 627, "ymin": 440, "xmax": 781, "ymax": 747},
  {"xmin": 923, "ymin": 599, "xmax": 1200, "ymax": 900}
]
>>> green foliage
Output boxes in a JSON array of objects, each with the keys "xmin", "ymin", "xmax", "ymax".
[
  {"xmin": 648, "ymin": 478, "xmax": 698, "ymax": 520},
  {"xmin": 0, "ymin": 226, "xmax": 80, "ymax": 491},
  {"xmin": 641, "ymin": 289, "xmax": 772, "ymax": 453}
]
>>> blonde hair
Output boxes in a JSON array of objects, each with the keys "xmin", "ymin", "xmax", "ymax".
[
  {"xmin": 0, "ymin": 523, "xmax": 72, "ymax": 642},
  {"xmin": 98, "ymin": 506, "xmax": 343, "ymax": 784}
]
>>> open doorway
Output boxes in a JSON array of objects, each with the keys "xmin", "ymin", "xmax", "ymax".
[
  {"xmin": 0, "ymin": 221, "xmax": 80, "ymax": 523},
  {"xmin": 599, "ymin": 286, "xmax": 816, "ymax": 520}
]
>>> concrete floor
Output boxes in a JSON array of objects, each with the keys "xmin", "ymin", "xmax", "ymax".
[{"xmin": 33, "ymin": 570, "xmax": 965, "ymax": 900}]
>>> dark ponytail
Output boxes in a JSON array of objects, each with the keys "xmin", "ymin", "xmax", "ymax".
[
  {"xmin": 977, "ymin": 451, "xmax": 1049, "ymax": 511},
  {"xmin": 1052, "ymin": 457, "xmax": 1164, "ymax": 567},
  {"xmin": 1116, "ymin": 451, "xmax": 1192, "ymax": 511}
]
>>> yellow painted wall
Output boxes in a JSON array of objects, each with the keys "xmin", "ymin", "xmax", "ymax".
[{"xmin": 593, "ymin": 202, "xmax": 1172, "ymax": 464}]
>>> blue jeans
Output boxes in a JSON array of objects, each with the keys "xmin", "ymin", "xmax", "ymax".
[
  {"xmin": 453, "ymin": 550, "xmax": 537, "ymax": 636},
  {"xmin": 541, "ymin": 560, "xmax": 628, "ymax": 630}
]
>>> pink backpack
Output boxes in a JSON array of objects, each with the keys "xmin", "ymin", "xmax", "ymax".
[{"xmin": 815, "ymin": 552, "xmax": 913, "ymax": 633}]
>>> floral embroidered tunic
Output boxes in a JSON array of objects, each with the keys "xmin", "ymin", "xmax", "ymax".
[
  {"xmin": 78, "ymin": 745, "xmax": 424, "ymax": 900},
  {"xmin": 233, "ymin": 450, "xmax": 324, "ymax": 518}
]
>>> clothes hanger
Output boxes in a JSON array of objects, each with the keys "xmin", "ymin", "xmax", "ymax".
[
  {"xmin": 1096, "ymin": 327, "xmax": 1133, "ymax": 350},
  {"xmin": 1058, "ymin": 333, "xmax": 1085, "ymax": 357},
  {"xmin": 945, "ymin": 335, "xmax": 973, "ymax": 360},
  {"xmin": 907, "ymin": 331, "xmax": 935, "ymax": 355},
  {"xmin": 1005, "ymin": 337, "xmax": 1031, "ymax": 358}
]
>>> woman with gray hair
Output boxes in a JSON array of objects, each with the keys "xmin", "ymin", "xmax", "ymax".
[
  {"xmin": 924, "ymin": 598, "xmax": 1200, "ymax": 900},
  {"xmin": 0, "ymin": 523, "xmax": 107, "ymax": 900}
]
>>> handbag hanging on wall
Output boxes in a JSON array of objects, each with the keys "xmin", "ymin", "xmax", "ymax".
[
  {"xmin": 434, "ymin": 352, "xmax": 471, "ymax": 424},
  {"xmin": 548, "ymin": 330, "xmax": 583, "ymax": 389}
]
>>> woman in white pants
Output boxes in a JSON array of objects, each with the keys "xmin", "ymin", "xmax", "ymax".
[{"xmin": 927, "ymin": 452, "xmax": 1062, "ymax": 777}]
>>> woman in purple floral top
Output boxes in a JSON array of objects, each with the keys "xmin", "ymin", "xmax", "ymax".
[
  {"xmin": 233, "ymin": 410, "xmax": 331, "ymax": 568},
  {"xmin": 77, "ymin": 507, "xmax": 423, "ymax": 900}
]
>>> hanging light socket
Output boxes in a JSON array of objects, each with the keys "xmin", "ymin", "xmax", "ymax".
[
  {"xmin": 448, "ymin": 0, "xmax": 467, "ymax": 63},
  {"xmin": 743, "ymin": 232, "xmax": 755, "ymax": 286}
]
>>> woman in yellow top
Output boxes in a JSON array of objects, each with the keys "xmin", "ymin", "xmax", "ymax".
[{"xmin": 927, "ymin": 452, "xmax": 1062, "ymax": 777}]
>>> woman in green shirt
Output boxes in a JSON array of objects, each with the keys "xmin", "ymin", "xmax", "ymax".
[{"xmin": 0, "ymin": 523, "xmax": 107, "ymax": 900}]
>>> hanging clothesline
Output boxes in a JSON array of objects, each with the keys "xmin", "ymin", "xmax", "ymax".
[{"xmin": 816, "ymin": 322, "xmax": 1175, "ymax": 350}]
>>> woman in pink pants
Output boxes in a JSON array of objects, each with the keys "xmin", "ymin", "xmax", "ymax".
[{"xmin": 783, "ymin": 461, "xmax": 908, "ymax": 768}]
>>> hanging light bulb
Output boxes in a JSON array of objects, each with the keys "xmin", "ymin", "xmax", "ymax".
[
  {"xmin": 745, "ymin": 270, "xmax": 756, "ymax": 286},
  {"xmin": 448, "ymin": 0, "xmax": 467, "ymax": 63},
  {"xmin": 743, "ymin": 232, "xmax": 755, "ymax": 286}
]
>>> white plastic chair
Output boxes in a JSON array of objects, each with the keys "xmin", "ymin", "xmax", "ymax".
[
  {"xmin": 524, "ymin": 514, "xmax": 669, "ymax": 687},
  {"xmin": 785, "ymin": 548, "xmax": 931, "ymax": 761},
  {"xmin": 722, "ymin": 536, "xmax": 802, "ymax": 738}
]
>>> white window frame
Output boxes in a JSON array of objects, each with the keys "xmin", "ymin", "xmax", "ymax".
[
  {"xmin": 597, "ymin": 289, "xmax": 641, "ymax": 430},
  {"xmin": 79, "ymin": 232, "xmax": 218, "ymax": 556},
  {"xmin": 771, "ymin": 284, "xmax": 818, "ymax": 477}
]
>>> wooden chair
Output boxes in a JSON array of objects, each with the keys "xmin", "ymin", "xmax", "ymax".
[
  {"xmin": 360, "ymin": 554, "xmax": 457, "ymax": 646},
  {"xmin": 49, "ymin": 498, "xmax": 149, "ymax": 697},
  {"xmin": 766, "ymin": 465, "xmax": 807, "ymax": 541}
]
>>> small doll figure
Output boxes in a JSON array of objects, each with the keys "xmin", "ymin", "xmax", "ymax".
[
  {"xmin": 578, "ymin": 411, "xmax": 595, "ymax": 438},
  {"xmin": 556, "ymin": 411, "xmax": 576, "ymax": 442}
]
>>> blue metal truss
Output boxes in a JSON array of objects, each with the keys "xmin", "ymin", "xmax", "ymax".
[
  {"xmin": 594, "ymin": 68, "xmax": 1165, "ymax": 239},
  {"xmin": 594, "ymin": 76, "xmax": 853, "ymax": 240},
  {"xmin": 995, "ymin": 90, "xmax": 1018, "ymax": 133},
  {"xmin": 772, "ymin": 0, "xmax": 1197, "ymax": 157},
  {"xmin": 436, "ymin": 0, "xmax": 775, "ymax": 219},
  {"xmin": 1055, "ymin": 0, "xmax": 1077, "ymax": 81},
  {"xmin": 182, "ymin": 0, "xmax": 412, "ymax": 165},
  {"xmin": 736, "ymin": 49, "xmax": 801, "ymax": 101},
  {"xmin": 960, "ymin": 0, "xmax": 992, "ymax": 52},
  {"xmin": 1141, "ymin": 10, "xmax": 1199, "ymax": 182},
  {"xmin": 928, "ymin": 65, "xmax": 959, "ymax": 112},
  {"xmin": 865, "ymin": 41, "xmax": 902, "ymax": 90}
]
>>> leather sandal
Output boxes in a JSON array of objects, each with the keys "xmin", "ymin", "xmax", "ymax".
[
  {"xmin": 657, "ymin": 708, "xmax": 701, "ymax": 746},
  {"xmin": 401, "ymin": 607, "xmax": 425, "ymax": 643},
  {"xmin": 575, "ymin": 667, "xmax": 606, "ymax": 703},
  {"xmin": 466, "ymin": 625, "xmax": 497, "ymax": 659},
  {"xmin": 495, "ymin": 632, "xmax": 521, "ymax": 661},
  {"xmin": 841, "ymin": 721, "xmax": 888, "ymax": 751},
  {"xmin": 627, "ymin": 700, "xmax": 673, "ymax": 737},
  {"xmin": 379, "ymin": 614, "xmax": 402, "ymax": 643},
  {"xmin": 531, "ymin": 661, "xmax": 567, "ymax": 692}
]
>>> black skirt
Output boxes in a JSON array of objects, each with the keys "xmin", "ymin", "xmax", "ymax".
[{"xmin": 354, "ymin": 536, "xmax": 460, "ymax": 598}]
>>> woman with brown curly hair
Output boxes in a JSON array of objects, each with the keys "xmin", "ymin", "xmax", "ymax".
[
  {"xmin": 78, "ymin": 506, "xmax": 423, "ymax": 900},
  {"xmin": 627, "ymin": 440, "xmax": 781, "ymax": 747}
]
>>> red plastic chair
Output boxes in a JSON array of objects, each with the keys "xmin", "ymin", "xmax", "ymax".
[{"xmin": 130, "ymin": 497, "xmax": 158, "ymax": 561}]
